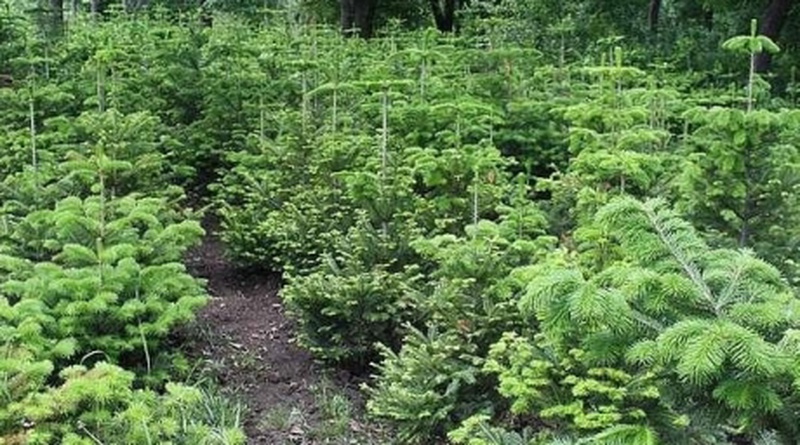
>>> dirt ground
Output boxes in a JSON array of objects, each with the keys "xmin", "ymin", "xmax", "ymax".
[{"xmin": 183, "ymin": 220, "xmax": 390, "ymax": 444}]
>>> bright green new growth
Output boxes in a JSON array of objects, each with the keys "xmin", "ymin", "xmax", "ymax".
[
  {"xmin": 5, "ymin": 3, "xmax": 800, "ymax": 445},
  {"xmin": 472, "ymin": 197, "xmax": 800, "ymax": 444},
  {"xmin": 0, "ymin": 17, "xmax": 216, "ymax": 441},
  {"xmin": 4, "ymin": 362, "xmax": 245, "ymax": 444},
  {"xmin": 722, "ymin": 19, "xmax": 780, "ymax": 112}
]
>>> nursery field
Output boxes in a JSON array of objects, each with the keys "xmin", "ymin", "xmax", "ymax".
[{"xmin": 4, "ymin": 1, "xmax": 800, "ymax": 444}]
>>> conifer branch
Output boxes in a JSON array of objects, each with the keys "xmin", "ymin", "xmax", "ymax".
[{"xmin": 639, "ymin": 201, "xmax": 718, "ymax": 315}]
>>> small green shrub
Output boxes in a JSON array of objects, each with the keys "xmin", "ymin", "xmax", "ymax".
[
  {"xmin": 2, "ymin": 362, "xmax": 245, "ymax": 445},
  {"xmin": 1, "ymin": 195, "xmax": 206, "ymax": 366},
  {"xmin": 283, "ymin": 258, "xmax": 419, "ymax": 366},
  {"xmin": 215, "ymin": 130, "xmax": 369, "ymax": 272},
  {"xmin": 366, "ymin": 326, "xmax": 482, "ymax": 445},
  {"xmin": 678, "ymin": 107, "xmax": 800, "ymax": 280},
  {"xmin": 468, "ymin": 197, "xmax": 800, "ymax": 444},
  {"xmin": 365, "ymin": 202, "xmax": 555, "ymax": 444}
]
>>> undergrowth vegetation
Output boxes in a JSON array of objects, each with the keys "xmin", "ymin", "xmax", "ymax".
[
  {"xmin": 4, "ymin": 1, "xmax": 800, "ymax": 444},
  {"xmin": 0, "ymin": 8, "xmax": 241, "ymax": 444}
]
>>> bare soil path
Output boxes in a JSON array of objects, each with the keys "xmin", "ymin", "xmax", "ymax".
[{"xmin": 183, "ymin": 220, "xmax": 389, "ymax": 444}]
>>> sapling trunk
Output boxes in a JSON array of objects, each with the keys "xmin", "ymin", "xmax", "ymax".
[
  {"xmin": 332, "ymin": 84, "xmax": 338, "ymax": 132},
  {"xmin": 739, "ymin": 189, "xmax": 755, "ymax": 249},
  {"xmin": 78, "ymin": 423, "xmax": 105, "ymax": 445},
  {"xmin": 502, "ymin": 58, "xmax": 513, "ymax": 97},
  {"xmin": 380, "ymin": 88, "xmax": 390, "ymax": 238},
  {"xmin": 29, "ymin": 87, "xmax": 37, "ymax": 177},
  {"xmin": 259, "ymin": 94, "xmax": 265, "ymax": 140},
  {"xmin": 739, "ymin": 213, "xmax": 751, "ymax": 247},
  {"xmin": 744, "ymin": 18, "xmax": 760, "ymax": 113},
  {"xmin": 96, "ymin": 138, "xmax": 107, "ymax": 285},
  {"xmin": 747, "ymin": 50, "xmax": 756, "ymax": 113},
  {"xmin": 516, "ymin": 177, "xmax": 525, "ymax": 239},
  {"xmin": 96, "ymin": 235, "xmax": 104, "ymax": 284},
  {"xmin": 312, "ymin": 32, "xmax": 319, "ymax": 113},
  {"xmin": 110, "ymin": 113, "xmax": 119, "ymax": 198},
  {"xmin": 139, "ymin": 321, "xmax": 152, "ymax": 380},
  {"xmin": 739, "ymin": 145, "xmax": 754, "ymax": 247},
  {"xmin": 648, "ymin": 78, "xmax": 658, "ymax": 131},
  {"xmin": 455, "ymin": 112, "xmax": 462, "ymax": 148},
  {"xmin": 97, "ymin": 60, "xmax": 106, "ymax": 113},
  {"xmin": 615, "ymin": 46, "xmax": 623, "ymax": 99},
  {"xmin": 44, "ymin": 44, "xmax": 50, "ymax": 80},
  {"xmin": 381, "ymin": 88, "xmax": 388, "ymax": 179},
  {"xmin": 472, "ymin": 169, "xmax": 479, "ymax": 232},
  {"xmin": 420, "ymin": 59, "xmax": 427, "ymax": 99},
  {"xmin": 302, "ymin": 72, "xmax": 309, "ymax": 135}
]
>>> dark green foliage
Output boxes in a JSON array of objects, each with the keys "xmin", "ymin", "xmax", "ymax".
[
  {"xmin": 366, "ymin": 326, "xmax": 482, "ymax": 444},
  {"xmin": 199, "ymin": 13, "xmax": 800, "ymax": 445},
  {"xmin": 5, "ymin": 3, "xmax": 800, "ymax": 445},
  {"xmin": 215, "ymin": 128, "xmax": 370, "ymax": 272},
  {"xmin": 678, "ymin": 107, "xmax": 800, "ymax": 279},
  {"xmin": 283, "ymin": 260, "xmax": 419, "ymax": 366},
  {"xmin": 0, "ymin": 10, "xmax": 222, "ymax": 443},
  {"xmin": 364, "ymin": 205, "xmax": 555, "ymax": 443},
  {"xmin": 469, "ymin": 197, "xmax": 800, "ymax": 444}
]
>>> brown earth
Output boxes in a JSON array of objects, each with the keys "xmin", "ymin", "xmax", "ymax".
[{"xmin": 182, "ymin": 219, "xmax": 390, "ymax": 444}]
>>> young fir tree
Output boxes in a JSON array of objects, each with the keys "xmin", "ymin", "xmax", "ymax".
[
  {"xmin": 457, "ymin": 197, "xmax": 800, "ymax": 445},
  {"xmin": 677, "ymin": 20, "xmax": 800, "ymax": 281}
]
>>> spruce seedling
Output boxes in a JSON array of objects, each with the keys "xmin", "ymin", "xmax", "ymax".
[
  {"xmin": 392, "ymin": 29, "xmax": 447, "ymax": 100},
  {"xmin": 722, "ymin": 18, "xmax": 780, "ymax": 112}
]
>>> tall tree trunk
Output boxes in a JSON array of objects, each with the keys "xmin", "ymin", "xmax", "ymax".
[
  {"xmin": 49, "ymin": 0, "xmax": 63, "ymax": 35},
  {"xmin": 341, "ymin": 0, "xmax": 355, "ymax": 34},
  {"xmin": 648, "ymin": 0, "xmax": 661, "ymax": 32},
  {"xmin": 755, "ymin": 0, "xmax": 794, "ymax": 72},
  {"xmin": 430, "ymin": 0, "xmax": 457, "ymax": 32},
  {"xmin": 704, "ymin": 7, "xmax": 713, "ymax": 30},
  {"xmin": 341, "ymin": 0, "xmax": 376, "ymax": 38},
  {"xmin": 354, "ymin": 0, "xmax": 376, "ymax": 38}
]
